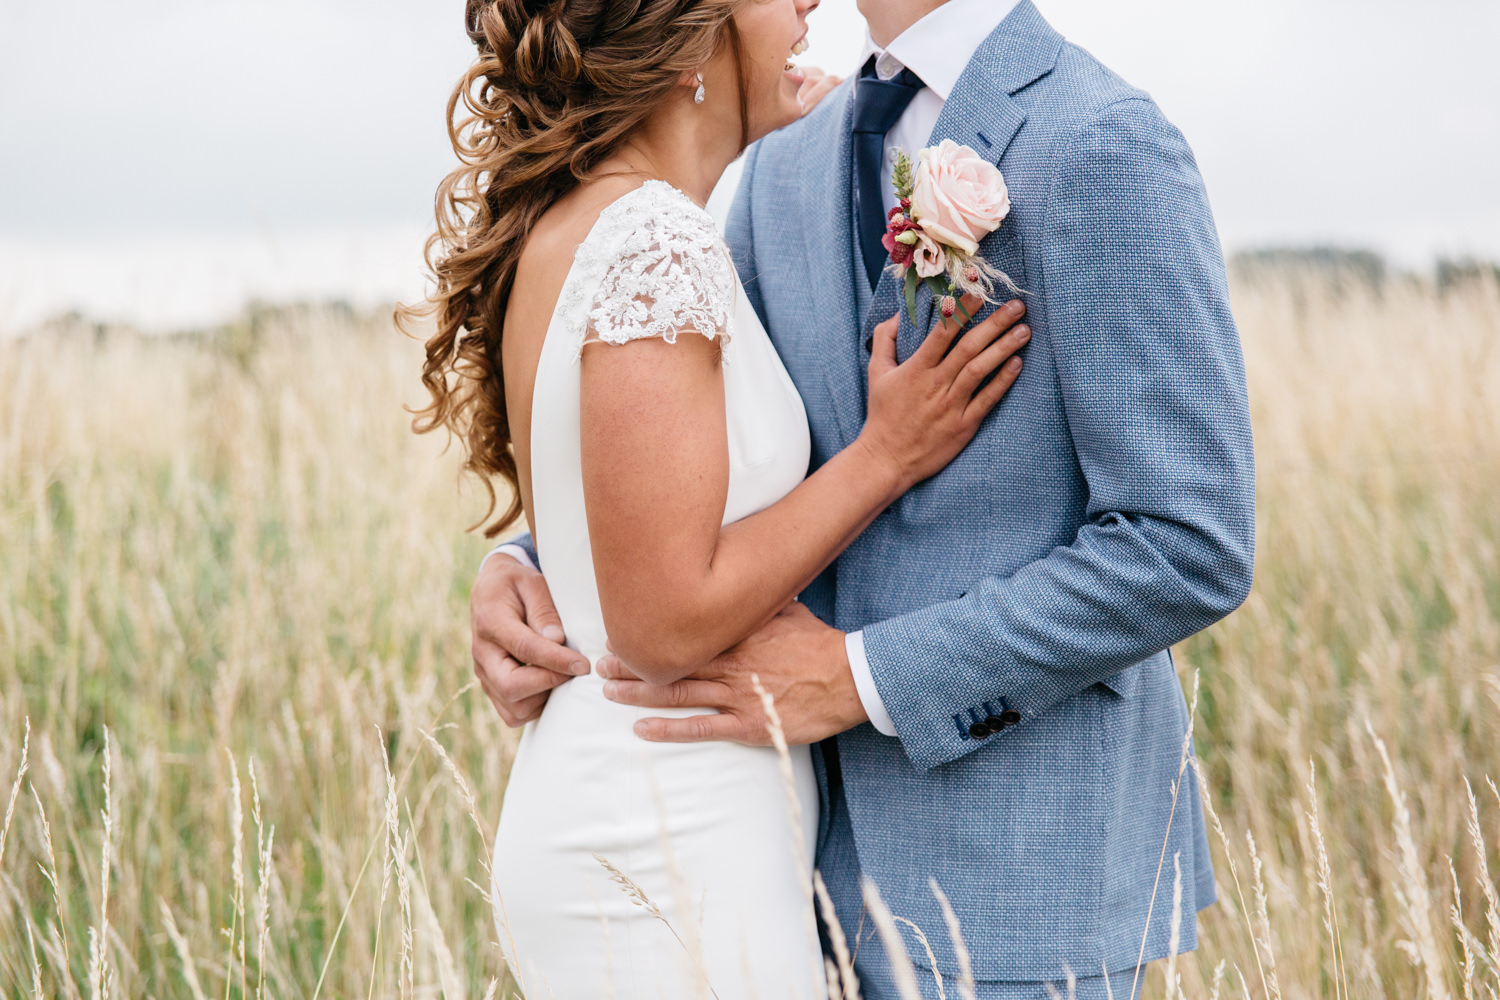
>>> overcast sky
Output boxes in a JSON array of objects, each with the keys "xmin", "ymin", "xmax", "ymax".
[{"xmin": 1, "ymin": 0, "xmax": 1497, "ymax": 330}]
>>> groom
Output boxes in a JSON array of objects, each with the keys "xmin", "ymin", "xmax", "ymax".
[{"xmin": 471, "ymin": 0, "xmax": 1255, "ymax": 995}]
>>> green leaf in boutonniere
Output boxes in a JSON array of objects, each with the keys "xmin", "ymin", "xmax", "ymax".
[
  {"xmin": 952, "ymin": 295, "xmax": 975, "ymax": 326},
  {"xmin": 904, "ymin": 268, "xmax": 921, "ymax": 329}
]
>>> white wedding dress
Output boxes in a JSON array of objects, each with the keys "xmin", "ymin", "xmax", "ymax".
[{"xmin": 492, "ymin": 181, "xmax": 824, "ymax": 1000}]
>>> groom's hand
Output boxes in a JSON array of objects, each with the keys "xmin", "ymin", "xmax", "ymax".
[
  {"xmin": 597, "ymin": 603, "xmax": 868, "ymax": 745},
  {"xmin": 471, "ymin": 555, "xmax": 590, "ymax": 727}
]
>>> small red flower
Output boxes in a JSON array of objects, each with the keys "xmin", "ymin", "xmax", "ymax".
[
  {"xmin": 883, "ymin": 210, "xmax": 923, "ymax": 268},
  {"xmin": 886, "ymin": 214, "xmax": 916, "ymax": 236},
  {"xmin": 963, "ymin": 264, "xmax": 981, "ymax": 284},
  {"xmin": 941, "ymin": 296, "xmax": 957, "ymax": 319}
]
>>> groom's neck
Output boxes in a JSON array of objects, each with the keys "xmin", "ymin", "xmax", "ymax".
[{"xmin": 860, "ymin": 0, "xmax": 950, "ymax": 48}]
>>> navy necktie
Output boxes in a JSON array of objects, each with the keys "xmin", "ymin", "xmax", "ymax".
[{"xmin": 852, "ymin": 57, "xmax": 925, "ymax": 291}]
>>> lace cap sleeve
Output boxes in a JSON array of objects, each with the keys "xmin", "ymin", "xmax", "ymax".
[{"xmin": 570, "ymin": 182, "xmax": 736, "ymax": 361}]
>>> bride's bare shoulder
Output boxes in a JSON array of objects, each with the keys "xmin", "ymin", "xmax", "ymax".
[
  {"xmin": 506, "ymin": 176, "xmax": 649, "ymax": 351},
  {"xmin": 518, "ymin": 176, "xmax": 647, "ymax": 279},
  {"xmin": 505, "ymin": 177, "xmax": 641, "ymax": 349}
]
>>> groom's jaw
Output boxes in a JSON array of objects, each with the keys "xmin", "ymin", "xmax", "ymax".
[{"xmin": 860, "ymin": 0, "xmax": 951, "ymax": 49}]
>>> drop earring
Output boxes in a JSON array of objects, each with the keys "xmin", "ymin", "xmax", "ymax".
[{"xmin": 693, "ymin": 73, "xmax": 706, "ymax": 105}]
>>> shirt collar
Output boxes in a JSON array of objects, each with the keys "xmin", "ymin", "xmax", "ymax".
[{"xmin": 856, "ymin": 0, "xmax": 1021, "ymax": 100}]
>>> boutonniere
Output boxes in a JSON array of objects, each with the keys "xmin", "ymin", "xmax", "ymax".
[{"xmin": 883, "ymin": 138, "xmax": 1021, "ymax": 327}]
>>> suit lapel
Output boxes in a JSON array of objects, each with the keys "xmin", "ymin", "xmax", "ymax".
[
  {"xmin": 862, "ymin": 0, "xmax": 1064, "ymax": 358},
  {"xmin": 799, "ymin": 82, "xmax": 866, "ymax": 452},
  {"xmin": 929, "ymin": 0, "xmax": 1062, "ymax": 167}
]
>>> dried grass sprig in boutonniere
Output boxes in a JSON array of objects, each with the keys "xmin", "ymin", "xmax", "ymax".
[{"xmin": 883, "ymin": 139, "xmax": 1021, "ymax": 327}]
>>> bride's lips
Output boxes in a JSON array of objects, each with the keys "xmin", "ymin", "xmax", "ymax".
[{"xmin": 785, "ymin": 31, "xmax": 809, "ymax": 86}]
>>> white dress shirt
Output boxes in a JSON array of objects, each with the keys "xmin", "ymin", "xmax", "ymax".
[
  {"xmin": 859, "ymin": 0, "xmax": 1022, "ymax": 218},
  {"xmin": 488, "ymin": 0, "xmax": 1023, "ymax": 740}
]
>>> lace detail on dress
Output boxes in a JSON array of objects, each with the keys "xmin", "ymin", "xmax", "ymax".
[{"xmin": 563, "ymin": 181, "xmax": 736, "ymax": 362}]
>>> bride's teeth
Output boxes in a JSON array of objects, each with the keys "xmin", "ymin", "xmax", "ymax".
[{"xmin": 791, "ymin": 38, "xmax": 809, "ymax": 57}]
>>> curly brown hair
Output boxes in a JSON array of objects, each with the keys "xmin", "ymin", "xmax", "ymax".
[{"xmin": 399, "ymin": 0, "xmax": 753, "ymax": 537}]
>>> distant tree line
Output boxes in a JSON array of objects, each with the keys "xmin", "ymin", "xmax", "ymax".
[{"xmin": 1230, "ymin": 246, "xmax": 1500, "ymax": 294}]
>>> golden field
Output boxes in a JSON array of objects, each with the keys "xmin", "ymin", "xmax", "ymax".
[{"xmin": 1, "ymin": 271, "xmax": 1498, "ymax": 999}]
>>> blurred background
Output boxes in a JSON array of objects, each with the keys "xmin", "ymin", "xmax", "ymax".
[
  {"xmin": 2, "ymin": 2, "xmax": 1498, "ymax": 999},
  {"xmin": 3, "ymin": 0, "xmax": 1498, "ymax": 332}
]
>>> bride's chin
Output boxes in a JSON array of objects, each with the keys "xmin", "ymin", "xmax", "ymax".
[
  {"xmin": 746, "ymin": 117, "xmax": 792, "ymax": 145},
  {"xmin": 746, "ymin": 98, "xmax": 801, "ymax": 141}
]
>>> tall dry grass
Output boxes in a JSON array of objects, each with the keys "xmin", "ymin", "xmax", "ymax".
[
  {"xmin": 1177, "ymin": 272, "xmax": 1500, "ymax": 999},
  {"xmin": 0, "ymin": 274, "xmax": 1497, "ymax": 998}
]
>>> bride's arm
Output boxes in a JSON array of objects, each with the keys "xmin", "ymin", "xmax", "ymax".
[{"xmin": 583, "ymin": 298, "xmax": 1029, "ymax": 685}]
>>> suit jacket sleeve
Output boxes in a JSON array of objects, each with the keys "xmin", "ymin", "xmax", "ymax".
[
  {"xmin": 501, "ymin": 532, "xmax": 540, "ymax": 570},
  {"xmin": 860, "ymin": 98, "xmax": 1256, "ymax": 771}
]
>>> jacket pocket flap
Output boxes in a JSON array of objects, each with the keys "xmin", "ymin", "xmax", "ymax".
[{"xmin": 1097, "ymin": 663, "xmax": 1143, "ymax": 699}]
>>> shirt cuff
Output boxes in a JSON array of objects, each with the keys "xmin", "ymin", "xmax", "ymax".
[
  {"xmin": 482, "ymin": 544, "xmax": 536, "ymax": 573},
  {"xmin": 846, "ymin": 630, "xmax": 897, "ymax": 737}
]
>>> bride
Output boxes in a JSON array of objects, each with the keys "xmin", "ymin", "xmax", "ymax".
[{"xmin": 405, "ymin": 0, "xmax": 1030, "ymax": 995}]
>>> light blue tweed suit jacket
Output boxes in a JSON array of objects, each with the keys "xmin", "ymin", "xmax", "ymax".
[{"xmin": 723, "ymin": 1, "xmax": 1255, "ymax": 985}]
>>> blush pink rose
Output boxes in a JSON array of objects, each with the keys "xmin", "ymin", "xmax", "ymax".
[{"xmin": 909, "ymin": 139, "xmax": 1011, "ymax": 255}]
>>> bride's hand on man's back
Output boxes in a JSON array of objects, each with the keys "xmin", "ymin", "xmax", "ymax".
[
  {"xmin": 797, "ymin": 67, "xmax": 843, "ymax": 115},
  {"xmin": 856, "ymin": 296, "xmax": 1029, "ymax": 490}
]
